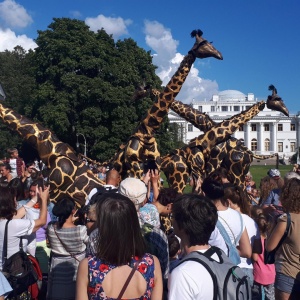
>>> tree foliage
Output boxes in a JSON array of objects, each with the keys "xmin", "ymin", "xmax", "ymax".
[
  {"xmin": 0, "ymin": 18, "xmax": 176, "ymax": 163},
  {"xmin": 0, "ymin": 46, "xmax": 36, "ymax": 158}
]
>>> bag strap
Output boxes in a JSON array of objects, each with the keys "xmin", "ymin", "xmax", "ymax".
[
  {"xmin": 3, "ymin": 220, "xmax": 11, "ymax": 260},
  {"xmin": 235, "ymin": 212, "xmax": 243, "ymax": 243},
  {"xmin": 116, "ymin": 258, "xmax": 141, "ymax": 300},
  {"xmin": 53, "ymin": 225, "xmax": 80, "ymax": 262},
  {"xmin": 3, "ymin": 220, "xmax": 24, "ymax": 261},
  {"xmin": 279, "ymin": 212, "xmax": 291, "ymax": 244},
  {"xmin": 269, "ymin": 212, "xmax": 292, "ymax": 253},
  {"xmin": 216, "ymin": 220, "xmax": 234, "ymax": 249},
  {"xmin": 176, "ymin": 250, "xmax": 218, "ymax": 300}
]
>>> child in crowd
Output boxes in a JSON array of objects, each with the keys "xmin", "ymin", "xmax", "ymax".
[
  {"xmin": 252, "ymin": 213, "xmax": 275, "ymax": 300},
  {"xmin": 168, "ymin": 234, "xmax": 181, "ymax": 273},
  {"xmin": 6, "ymin": 148, "xmax": 25, "ymax": 179}
]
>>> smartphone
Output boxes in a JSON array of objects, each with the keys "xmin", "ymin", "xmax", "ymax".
[
  {"xmin": 143, "ymin": 159, "xmax": 157, "ymax": 173},
  {"xmin": 38, "ymin": 179, "xmax": 45, "ymax": 191}
]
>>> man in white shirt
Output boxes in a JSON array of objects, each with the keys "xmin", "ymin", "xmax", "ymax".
[{"xmin": 168, "ymin": 194, "xmax": 219, "ymax": 300}]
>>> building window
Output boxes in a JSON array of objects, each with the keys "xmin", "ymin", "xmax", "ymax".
[
  {"xmin": 211, "ymin": 106, "xmax": 215, "ymax": 112},
  {"xmin": 291, "ymin": 124, "xmax": 296, "ymax": 131},
  {"xmin": 251, "ymin": 124, "xmax": 257, "ymax": 131},
  {"xmin": 188, "ymin": 124, "xmax": 193, "ymax": 132},
  {"xmin": 221, "ymin": 106, "xmax": 228, "ymax": 112},
  {"xmin": 239, "ymin": 125, "xmax": 244, "ymax": 131},
  {"xmin": 198, "ymin": 106, "xmax": 202, "ymax": 112},
  {"xmin": 291, "ymin": 142, "xmax": 296, "ymax": 152},
  {"xmin": 251, "ymin": 139, "xmax": 257, "ymax": 151},
  {"xmin": 233, "ymin": 106, "xmax": 240, "ymax": 111},
  {"xmin": 278, "ymin": 142, "xmax": 283, "ymax": 152},
  {"xmin": 264, "ymin": 124, "xmax": 269, "ymax": 131},
  {"xmin": 278, "ymin": 124, "xmax": 283, "ymax": 131},
  {"xmin": 264, "ymin": 139, "xmax": 270, "ymax": 151}
]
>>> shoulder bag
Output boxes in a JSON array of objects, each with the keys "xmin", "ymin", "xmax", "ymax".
[{"xmin": 2, "ymin": 220, "xmax": 38, "ymax": 298}]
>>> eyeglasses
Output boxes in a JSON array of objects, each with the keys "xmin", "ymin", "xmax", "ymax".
[{"xmin": 85, "ymin": 218, "xmax": 96, "ymax": 224}]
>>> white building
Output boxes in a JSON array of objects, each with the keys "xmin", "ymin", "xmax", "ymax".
[{"xmin": 168, "ymin": 90, "xmax": 300, "ymax": 161}]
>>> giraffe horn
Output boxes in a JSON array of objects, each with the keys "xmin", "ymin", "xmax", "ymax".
[
  {"xmin": 268, "ymin": 84, "xmax": 277, "ymax": 95},
  {"xmin": 190, "ymin": 29, "xmax": 203, "ymax": 38}
]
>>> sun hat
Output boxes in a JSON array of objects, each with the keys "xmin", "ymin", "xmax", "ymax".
[{"xmin": 118, "ymin": 177, "xmax": 147, "ymax": 205}]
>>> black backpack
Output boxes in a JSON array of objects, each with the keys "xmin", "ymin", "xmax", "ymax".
[{"xmin": 176, "ymin": 246, "xmax": 251, "ymax": 300}]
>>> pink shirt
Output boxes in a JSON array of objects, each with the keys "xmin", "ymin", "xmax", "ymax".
[{"xmin": 253, "ymin": 236, "xmax": 275, "ymax": 285}]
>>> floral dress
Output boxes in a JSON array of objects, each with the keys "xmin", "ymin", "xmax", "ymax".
[{"xmin": 88, "ymin": 253, "xmax": 155, "ymax": 299}]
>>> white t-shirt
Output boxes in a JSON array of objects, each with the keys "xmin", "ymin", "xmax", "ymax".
[
  {"xmin": 217, "ymin": 208, "xmax": 245, "ymax": 246},
  {"xmin": 0, "ymin": 219, "xmax": 35, "ymax": 270},
  {"xmin": 209, "ymin": 227, "xmax": 228, "ymax": 255},
  {"xmin": 9, "ymin": 158, "xmax": 17, "ymax": 178},
  {"xmin": 238, "ymin": 214, "xmax": 260, "ymax": 269},
  {"xmin": 168, "ymin": 249, "xmax": 219, "ymax": 300}
]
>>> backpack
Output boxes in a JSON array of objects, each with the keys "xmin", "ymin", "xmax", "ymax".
[
  {"xmin": 177, "ymin": 246, "xmax": 251, "ymax": 300},
  {"xmin": 28, "ymin": 255, "xmax": 43, "ymax": 300},
  {"xmin": 2, "ymin": 221, "xmax": 38, "ymax": 299},
  {"xmin": 216, "ymin": 212, "xmax": 243, "ymax": 265}
]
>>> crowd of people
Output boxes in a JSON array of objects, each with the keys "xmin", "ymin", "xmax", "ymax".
[{"xmin": 0, "ymin": 146, "xmax": 300, "ymax": 300}]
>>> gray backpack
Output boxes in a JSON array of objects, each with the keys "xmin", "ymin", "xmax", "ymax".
[{"xmin": 177, "ymin": 246, "xmax": 251, "ymax": 300}]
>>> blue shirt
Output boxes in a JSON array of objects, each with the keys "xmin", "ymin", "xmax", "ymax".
[{"xmin": 262, "ymin": 189, "xmax": 281, "ymax": 206}]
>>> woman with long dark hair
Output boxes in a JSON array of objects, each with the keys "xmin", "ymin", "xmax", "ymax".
[
  {"xmin": 266, "ymin": 178, "xmax": 300, "ymax": 299},
  {"xmin": 76, "ymin": 193, "xmax": 163, "ymax": 300},
  {"xmin": 47, "ymin": 197, "xmax": 88, "ymax": 300},
  {"xmin": 0, "ymin": 185, "xmax": 48, "ymax": 268}
]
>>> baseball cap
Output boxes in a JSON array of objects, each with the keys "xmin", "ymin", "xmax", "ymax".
[
  {"xmin": 267, "ymin": 169, "xmax": 281, "ymax": 178},
  {"xmin": 118, "ymin": 178, "xmax": 147, "ymax": 204}
]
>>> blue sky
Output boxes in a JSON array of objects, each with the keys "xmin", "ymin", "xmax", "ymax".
[{"xmin": 0, "ymin": 0, "xmax": 299, "ymax": 114}]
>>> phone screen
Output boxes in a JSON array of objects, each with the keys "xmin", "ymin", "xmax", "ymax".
[{"xmin": 143, "ymin": 159, "xmax": 157, "ymax": 173}]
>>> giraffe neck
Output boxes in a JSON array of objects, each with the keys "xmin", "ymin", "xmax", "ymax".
[
  {"xmin": 139, "ymin": 53, "xmax": 196, "ymax": 135},
  {"xmin": 171, "ymin": 100, "xmax": 216, "ymax": 132},
  {"xmin": 0, "ymin": 103, "xmax": 78, "ymax": 167},
  {"xmin": 190, "ymin": 101, "xmax": 265, "ymax": 155}
]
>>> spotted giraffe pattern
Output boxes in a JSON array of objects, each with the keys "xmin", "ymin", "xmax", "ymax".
[
  {"xmin": 136, "ymin": 88, "xmax": 278, "ymax": 189},
  {"xmin": 111, "ymin": 29, "xmax": 223, "ymax": 179},
  {"xmin": 0, "ymin": 103, "xmax": 105, "ymax": 206},
  {"xmin": 205, "ymin": 139, "xmax": 278, "ymax": 186},
  {"xmin": 169, "ymin": 100, "xmax": 279, "ymax": 187},
  {"xmin": 161, "ymin": 101, "xmax": 268, "ymax": 192}
]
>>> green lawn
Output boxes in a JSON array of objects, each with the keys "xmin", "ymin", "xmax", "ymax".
[
  {"xmin": 249, "ymin": 165, "xmax": 292, "ymax": 186},
  {"xmin": 160, "ymin": 164, "xmax": 293, "ymax": 193}
]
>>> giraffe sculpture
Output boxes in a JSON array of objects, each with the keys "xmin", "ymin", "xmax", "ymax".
[
  {"xmin": 160, "ymin": 87, "xmax": 289, "ymax": 192},
  {"xmin": 111, "ymin": 29, "xmax": 223, "ymax": 179},
  {"xmin": 0, "ymin": 103, "xmax": 105, "ymax": 206},
  {"xmin": 169, "ymin": 99, "xmax": 279, "ymax": 187},
  {"xmin": 134, "ymin": 86, "xmax": 280, "ymax": 189}
]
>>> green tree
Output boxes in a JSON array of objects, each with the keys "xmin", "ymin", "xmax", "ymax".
[
  {"xmin": 0, "ymin": 46, "xmax": 36, "ymax": 158},
  {"xmin": 29, "ymin": 18, "xmax": 169, "ymax": 162}
]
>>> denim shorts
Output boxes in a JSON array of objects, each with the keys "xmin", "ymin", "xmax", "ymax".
[{"xmin": 275, "ymin": 272, "xmax": 300, "ymax": 294}]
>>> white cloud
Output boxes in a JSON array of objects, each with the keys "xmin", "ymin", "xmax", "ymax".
[
  {"xmin": 70, "ymin": 10, "xmax": 82, "ymax": 18},
  {"xmin": 0, "ymin": 0, "xmax": 33, "ymax": 29},
  {"xmin": 85, "ymin": 14, "xmax": 132, "ymax": 39},
  {"xmin": 144, "ymin": 20, "xmax": 219, "ymax": 103},
  {"xmin": 0, "ymin": 28, "xmax": 37, "ymax": 51}
]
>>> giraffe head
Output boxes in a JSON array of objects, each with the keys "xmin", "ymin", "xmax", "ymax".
[
  {"xmin": 266, "ymin": 84, "xmax": 289, "ymax": 117},
  {"xmin": 190, "ymin": 29, "xmax": 223, "ymax": 60}
]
